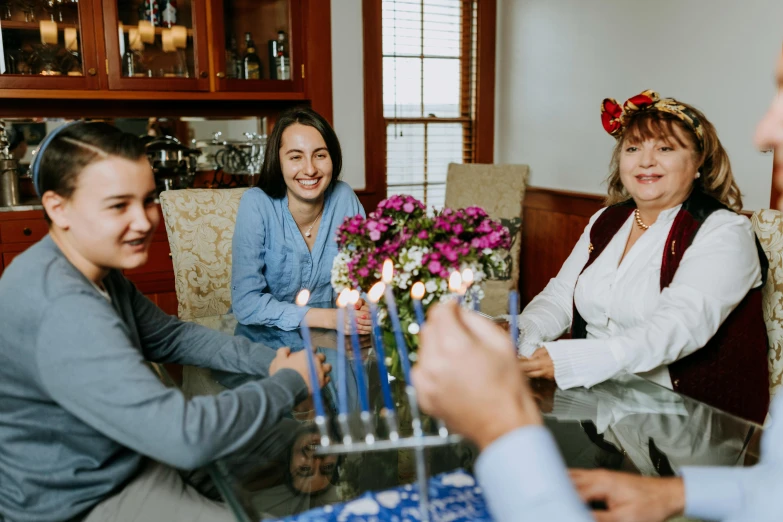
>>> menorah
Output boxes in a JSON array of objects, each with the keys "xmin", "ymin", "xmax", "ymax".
[{"xmin": 296, "ymin": 260, "xmax": 519, "ymax": 521}]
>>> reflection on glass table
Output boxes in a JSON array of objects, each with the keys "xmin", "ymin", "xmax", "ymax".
[{"xmin": 188, "ymin": 314, "xmax": 762, "ymax": 522}]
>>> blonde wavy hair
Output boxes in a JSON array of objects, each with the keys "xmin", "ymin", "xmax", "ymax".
[{"xmin": 605, "ymin": 104, "xmax": 743, "ymax": 212}]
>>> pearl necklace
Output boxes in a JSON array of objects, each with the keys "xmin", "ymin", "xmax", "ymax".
[
  {"xmin": 297, "ymin": 206, "xmax": 324, "ymax": 238},
  {"xmin": 634, "ymin": 208, "xmax": 650, "ymax": 231}
]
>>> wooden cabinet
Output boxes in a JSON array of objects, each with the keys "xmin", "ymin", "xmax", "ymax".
[
  {"xmin": 0, "ymin": 0, "xmax": 331, "ymax": 109},
  {"xmin": 0, "ymin": 207, "xmax": 178, "ymax": 317},
  {"xmin": 210, "ymin": 0, "xmax": 304, "ymax": 94},
  {"xmin": 101, "ymin": 0, "xmax": 211, "ymax": 91},
  {"xmin": 0, "ymin": 2, "xmax": 101, "ymax": 90}
]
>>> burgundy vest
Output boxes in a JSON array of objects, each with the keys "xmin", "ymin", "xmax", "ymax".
[{"xmin": 571, "ymin": 189, "xmax": 770, "ymax": 424}]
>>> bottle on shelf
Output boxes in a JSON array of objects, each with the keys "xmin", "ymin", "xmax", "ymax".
[
  {"xmin": 123, "ymin": 46, "xmax": 137, "ymax": 77},
  {"xmin": 275, "ymin": 30, "xmax": 290, "ymax": 80},
  {"xmin": 138, "ymin": 0, "xmax": 161, "ymax": 27},
  {"xmin": 226, "ymin": 36, "xmax": 238, "ymax": 79},
  {"xmin": 267, "ymin": 39, "xmax": 278, "ymax": 80},
  {"xmin": 242, "ymin": 32, "xmax": 262, "ymax": 80}
]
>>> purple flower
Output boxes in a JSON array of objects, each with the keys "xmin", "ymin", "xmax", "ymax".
[
  {"xmin": 417, "ymin": 230, "xmax": 429, "ymax": 240},
  {"xmin": 369, "ymin": 230, "xmax": 381, "ymax": 241},
  {"xmin": 403, "ymin": 202, "xmax": 415, "ymax": 213},
  {"xmin": 358, "ymin": 266, "xmax": 370, "ymax": 277},
  {"xmin": 428, "ymin": 260, "xmax": 442, "ymax": 274}
]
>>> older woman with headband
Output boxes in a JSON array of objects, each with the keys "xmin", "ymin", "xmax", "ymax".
[{"xmin": 515, "ymin": 90, "xmax": 769, "ymax": 423}]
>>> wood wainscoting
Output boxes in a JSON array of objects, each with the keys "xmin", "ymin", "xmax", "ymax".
[{"xmin": 520, "ymin": 187, "xmax": 604, "ymax": 307}]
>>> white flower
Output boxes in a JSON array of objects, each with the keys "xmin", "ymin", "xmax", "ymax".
[{"xmin": 425, "ymin": 280, "xmax": 438, "ymax": 293}]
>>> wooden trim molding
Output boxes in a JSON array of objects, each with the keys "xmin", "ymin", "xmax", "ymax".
[
  {"xmin": 771, "ymin": 148, "xmax": 781, "ymax": 209},
  {"xmin": 473, "ymin": 0, "xmax": 496, "ymax": 163},
  {"xmin": 302, "ymin": 0, "xmax": 335, "ymax": 122},
  {"xmin": 358, "ymin": 0, "xmax": 386, "ymax": 212},
  {"xmin": 520, "ymin": 187, "xmax": 603, "ymax": 306}
]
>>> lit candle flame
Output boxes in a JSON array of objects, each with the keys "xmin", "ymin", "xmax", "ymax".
[
  {"xmin": 295, "ymin": 289, "xmax": 311, "ymax": 307},
  {"xmin": 347, "ymin": 289, "xmax": 361, "ymax": 306},
  {"xmin": 411, "ymin": 281, "xmax": 425, "ymax": 300},
  {"xmin": 367, "ymin": 282, "xmax": 386, "ymax": 303},
  {"xmin": 336, "ymin": 288, "xmax": 351, "ymax": 308},
  {"xmin": 461, "ymin": 268, "xmax": 474, "ymax": 286},
  {"xmin": 382, "ymin": 259, "xmax": 394, "ymax": 284},
  {"xmin": 448, "ymin": 271, "xmax": 462, "ymax": 293}
]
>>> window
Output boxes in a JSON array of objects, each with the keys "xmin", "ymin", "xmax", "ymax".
[{"xmin": 361, "ymin": 0, "xmax": 495, "ymax": 212}]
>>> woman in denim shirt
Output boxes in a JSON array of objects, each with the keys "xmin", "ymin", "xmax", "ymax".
[{"xmin": 231, "ymin": 107, "xmax": 371, "ymax": 337}]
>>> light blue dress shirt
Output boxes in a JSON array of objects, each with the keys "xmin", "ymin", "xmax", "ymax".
[
  {"xmin": 476, "ymin": 394, "xmax": 783, "ymax": 522},
  {"xmin": 231, "ymin": 181, "xmax": 365, "ymax": 331}
]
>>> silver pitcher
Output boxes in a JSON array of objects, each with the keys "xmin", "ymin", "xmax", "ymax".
[
  {"xmin": 0, "ymin": 158, "xmax": 20, "ymax": 207},
  {"xmin": 0, "ymin": 121, "xmax": 19, "ymax": 207}
]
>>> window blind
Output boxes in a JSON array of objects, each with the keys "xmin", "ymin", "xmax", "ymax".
[{"xmin": 382, "ymin": 0, "xmax": 478, "ymax": 209}]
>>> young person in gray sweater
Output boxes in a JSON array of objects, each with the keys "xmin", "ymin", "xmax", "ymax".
[{"xmin": 0, "ymin": 122, "xmax": 330, "ymax": 522}]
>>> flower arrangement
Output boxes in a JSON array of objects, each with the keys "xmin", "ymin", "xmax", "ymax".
[{"xmin": 331, "ymin": 194, "xmax": 511, "ymax": 340}]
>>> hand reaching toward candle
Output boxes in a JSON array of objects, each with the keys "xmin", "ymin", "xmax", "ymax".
[
  {"xmin": 518, "ymin": 347, "xmax": 555, "ymax": 380},
  {"xmin": 412, "ymin": 301, "xmax": 542, "ymax": 450},
  {"xmin": 270, "ymin": 347, "xmax": 331, "ymax": 393}
]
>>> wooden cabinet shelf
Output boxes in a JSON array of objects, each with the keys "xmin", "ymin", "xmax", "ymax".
[
  {"xmin": 0, "ymin": 0, "xmax": 332, "ymax": 114},
  {"xmin": 0, "ymin": 21, "xmax": 79, "ymax": 30},
  {"xmin": 118, "ymin": 24, "xmax": 194, "ymax": 37}
]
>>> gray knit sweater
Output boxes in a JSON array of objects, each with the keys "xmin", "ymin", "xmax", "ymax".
[{"xmin": 0, "ymin": 235, "xmax": 307, "ymax": 522}]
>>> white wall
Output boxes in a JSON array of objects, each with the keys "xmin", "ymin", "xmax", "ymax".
[
  {"xmin": 494, "ymin": 0, "xmax": 783, "ymax": 210},
  {"xmin": 331, "ymin": 0, "xmax": 366, "ymax": 190}
]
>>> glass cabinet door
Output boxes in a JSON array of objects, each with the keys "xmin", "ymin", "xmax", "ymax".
[
  {"xmin": 0, "ymin": 0, "xmax": 99, "ymax": 88},
  {"xmin": 103, "ymin": 0, "xmax": 209, "ymax": 91},
  {"xmin": 212, "ymin": 0, "xmax": 303, "ymax": 93}
]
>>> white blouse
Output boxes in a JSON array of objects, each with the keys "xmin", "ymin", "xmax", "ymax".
[{"xmin": 518, "ymin": 204, "xmax": 762, "ymax": 390}]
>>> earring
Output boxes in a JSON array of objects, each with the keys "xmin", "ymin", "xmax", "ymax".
[{"xmin": 695, "ymin": 172, "xmax": 701, "ymax": 179}]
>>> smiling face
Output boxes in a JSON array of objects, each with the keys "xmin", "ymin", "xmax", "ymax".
[
  {"xmin": 618, "ymin": 118, "xmax": 700, "ymax": 212},
  {"xmin": 46, "ymin": 156, "xmax": 159, "ymax": 279},
  {"xmin": 289, "ymin": 432, "xmax": 338, "ymax": 494},
  {"xmin": 280, "ymin": 123, "xmax": 334, "ymax": 205}
]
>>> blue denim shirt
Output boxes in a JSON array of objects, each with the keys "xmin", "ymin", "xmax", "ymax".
[{"xmin": 231, "ymin": 181, "xmax": 365, "ymax": 331}]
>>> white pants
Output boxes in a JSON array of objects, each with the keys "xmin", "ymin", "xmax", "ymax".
[{"xmin": 82, "ymin": 461, "xmax": 235, "ymax": 522}]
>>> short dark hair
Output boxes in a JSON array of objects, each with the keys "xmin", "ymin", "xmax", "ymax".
[
  {"xmin": 39, "ymin": 122, "xmax": 146, "ymax": 222},
  {"xmin": 257, "ymin": 107, "xmax": 342, "ymax": 198}
]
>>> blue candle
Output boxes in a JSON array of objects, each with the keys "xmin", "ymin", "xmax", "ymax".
[
  {"xmin": 336, "ymin": 291, "xmax": 349, "ymax": 416},
  {"xmin": 381, "ymin": 261, "xmax": 412, "ymax": 384},
  {"xmin": 411, "ymin": 282, "xmax": 426, "ymax": 327},
  {"xmin": 368, "ymin": 283, "xmax": 395, "ymax": 412},
  {"xmin": 347, "ymin": 293, "xmax": 371, "ymax": 413},
  {"xmin": 509, "ymin": 290, "xmax": 519, "ymax": 350},
  {"xmin": 295, "ymin": 290, "xmax": 326, "ymax": 418}
]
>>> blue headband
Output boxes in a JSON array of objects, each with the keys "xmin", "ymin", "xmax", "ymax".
[{"xmin": 31, "ymin": 121, "xmax": 82, "ymax": 197}]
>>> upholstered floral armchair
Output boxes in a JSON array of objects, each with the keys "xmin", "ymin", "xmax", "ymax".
[
  {"xmin": 159, "ymin": 187, "xmax": 249, "ymax": 396},
  {"xmin": 444, "ymin": 163, "xmax": 529, "ymax": 317},
  {"xmin": 750, "ymin": 209, "xmax": 783, "ymax": 402}
]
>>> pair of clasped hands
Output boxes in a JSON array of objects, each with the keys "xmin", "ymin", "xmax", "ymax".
[{"xmin": 268, "ymin": 298, "xmax": 372, "ymax": 396}]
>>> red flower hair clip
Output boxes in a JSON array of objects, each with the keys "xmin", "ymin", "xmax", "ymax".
[{"xmin": 600, "ymin": 90, "xmax": 703, "ymax": 144}]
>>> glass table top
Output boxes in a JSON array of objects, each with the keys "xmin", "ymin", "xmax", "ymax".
[{"xmin": 189, "ymin": 313, "xmax": 762, "ymax": 522}]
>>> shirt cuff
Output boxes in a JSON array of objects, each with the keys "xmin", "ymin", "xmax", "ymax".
[
  {"xmin": 476, "ymin": 426, "xmax": 590, "ymax": 522},
  {"xmin": 681, "ymin": 466, "xmax": 752, "ymax": 521},
  {"xmin": 277, "ymin": 304, "xmax": 310, "ymax": 331},
  {"xmin": 545, "ymin": 338, "xmax": 622, "ymax": 389},
  {"xmin": 517, "ymin": 316, "xmax": 544, "ymax": 356}
]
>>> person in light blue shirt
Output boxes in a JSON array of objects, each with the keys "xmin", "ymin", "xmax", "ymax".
[
  {"xmin": 231, "ymin": 107, "xmax": 371, "ymax": 337},
  {"xmin": 414, "ymin": 300, "xmax": 782, "ymax": 522}
]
